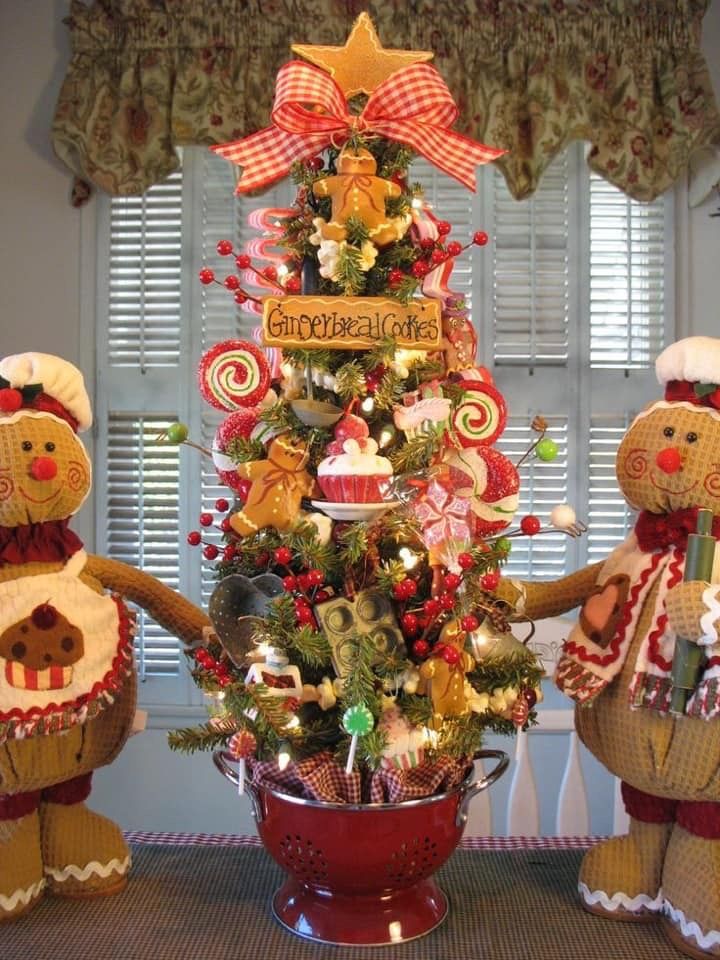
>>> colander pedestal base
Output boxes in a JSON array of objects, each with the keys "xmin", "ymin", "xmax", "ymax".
[{"xmin": 271, "ymin": 876, "xmax": 448, "ymax": 946}]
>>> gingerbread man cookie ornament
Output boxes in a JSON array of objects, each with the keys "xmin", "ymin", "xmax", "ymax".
[
  {"xmin": 230, "ymin": 435, "xmax": 316, "ymax": 537},
  {"xmin": 312, "ymin": 147, "xmax": 410, "ymax": 248},
  {"xmin": 419, "ymin": 618, "xmax": 475, "ymax": 729}
]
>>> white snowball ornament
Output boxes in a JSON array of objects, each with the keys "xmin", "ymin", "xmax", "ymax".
[{"xmin": 550, "ymin": 503, "xmax": 577, "ymax": 531}]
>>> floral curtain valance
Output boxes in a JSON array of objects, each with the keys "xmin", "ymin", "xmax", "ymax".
[{"xmin": 52, "ymin": 0, "xmax": 720, "ymax": 202}]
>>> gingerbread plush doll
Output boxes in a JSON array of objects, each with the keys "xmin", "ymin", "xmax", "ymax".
[
  {"xmin": 0, "ymin": 352, "xmax": 209, "ymax": 921},
  {"xmin": 499, "ymin": 336, "xmax": 720, "ymax": 959}
]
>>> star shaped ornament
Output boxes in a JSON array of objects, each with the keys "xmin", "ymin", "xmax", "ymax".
[{"xmin": 291, "ymin": 12, "xmax": 433, "ymax": 98}]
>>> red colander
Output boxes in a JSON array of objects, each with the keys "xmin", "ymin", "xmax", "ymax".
[{"xmin": 214, "ymin": 748, "xmax": 508, "ymax": 946}]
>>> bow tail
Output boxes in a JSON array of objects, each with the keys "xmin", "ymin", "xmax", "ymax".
[
  {"xmin": 374, "ymin": 121, "xmax": 505, "ymax": 192},
  {"xmin": 212, "ymin": 126, "xmax": 328, "ymax": 194}
]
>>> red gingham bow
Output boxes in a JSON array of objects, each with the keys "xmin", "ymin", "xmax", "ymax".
[{"xmin": 213, "ymin": 60, "xmax": 505, "ymax": 194}]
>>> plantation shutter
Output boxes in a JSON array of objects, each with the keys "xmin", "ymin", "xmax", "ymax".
[{"xmin": 97, "ymin": 165, "xmax": 196, "ymax": 704}]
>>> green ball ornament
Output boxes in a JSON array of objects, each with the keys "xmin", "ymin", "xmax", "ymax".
[
  {"xmin": 342, "ymin": 704, "xmax": 374, "ymax": 737},
  {"xmin": 167, "ymin": 421, "xmax": 189, "ymax": 444},
  {"xmin": 496, "ymin": 537, "xmax": 512, "ymax": 556},
  {"xmin": 535, "ymin": 438, "xmax": 558, "ymax": 462}
]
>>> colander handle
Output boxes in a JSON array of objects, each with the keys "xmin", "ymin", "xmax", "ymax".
[
  {"xmin": 456, "ymin": 749, "xmax": 510, "ymax": 828},
  {"xmin": 213, "ymin": 750, "xmax": 265, "ymax": 823}
]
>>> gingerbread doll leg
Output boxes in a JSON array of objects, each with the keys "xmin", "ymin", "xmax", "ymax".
[
  {"xmin": 0, "ymin": 789, "xmax": 44, "ymax": 921},
  {"xmin": 579, "ymin": 782, "xmax": 675, "ymax": 921},
  {"xmin": 661, "ymin": 802, "xmax": 720, "ymax": 959},
  {"xmin": 39, "ymin": 773, "xmax": 130, "ymax": 899}
]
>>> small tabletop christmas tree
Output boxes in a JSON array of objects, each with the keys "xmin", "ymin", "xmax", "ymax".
[{"xmin": 168, "ymin": 14, "xmax": 576, "ymax": 804}]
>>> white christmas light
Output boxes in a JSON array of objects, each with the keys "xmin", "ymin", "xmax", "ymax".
[
  {"xmin": 277, "ymin": 263, "xmax": 289, "ymax": 278},
  {"xmin": 411, "ymin": 197, "xmax": 424, "ymax": 210},
  {"xmin": 277, "ymin": 741, "xmax": 291, "ymax": 771},
  {"xmin": 399, "ymin": 547, "xmax": 419, "ymax": 570},
  {"xmin": 361, "ymin": 397, "xmax": 375, "ymax": 413}
]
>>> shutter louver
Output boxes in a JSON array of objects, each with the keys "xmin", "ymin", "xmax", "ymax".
[
  {"xmin": 108, "ymin": 172, "xmax": 183, "ymax": 368},
  {"xmin": 589, "ymin": 175, "xmax": 666, "ymax": 368},
  {"xmin": 493, "ymin": 154, "xmax": 569, "ymax": 366},
  {"xmin": 587, "ymin": 415, "xmax": 635, "ymax": 562},
  {"xmin": 495, "ymin": 417, "xmax": 570, "ymax": 578},
  {"xmin": 106, "ymin": 414, "xmax": 181, "ymax": 677}
]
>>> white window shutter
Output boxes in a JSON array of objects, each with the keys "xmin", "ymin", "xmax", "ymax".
[{"xmin": 587, "ymin": 415, "xmax": 635, "ymax": 563}]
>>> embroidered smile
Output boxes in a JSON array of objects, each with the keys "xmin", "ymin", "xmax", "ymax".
[
  {"xmin": 18, "ymin": 486, "xmax": 62, "ymax": 504},
  {"xmin": 649, "ymin": 473, "xmax": 698, "ymax": 495}
]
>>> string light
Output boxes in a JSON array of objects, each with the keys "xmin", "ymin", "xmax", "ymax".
[
  {"xmin": 361, "ymin": 397, "xmax": 375, "ymax": 413},
  {"xmin": 399, "ymin": 547, "xmax": 419, "ymax": 570},
  {"xmin": 277, "ymin": 740, "xmax": 292, "ymax": 771}
]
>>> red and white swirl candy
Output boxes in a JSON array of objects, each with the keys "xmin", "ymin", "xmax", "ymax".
[
  {"xmin": 198, "ymin": 340, "xmax": 270, "ymax": 412},
  {"xmin": 452, "ymin": 381, "xmax": 507, "ymax": 448}
]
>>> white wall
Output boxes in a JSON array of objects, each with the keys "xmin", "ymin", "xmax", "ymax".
[{"xmin": 1, "ymin": 0, "xmax": 719, "ymax": 836}]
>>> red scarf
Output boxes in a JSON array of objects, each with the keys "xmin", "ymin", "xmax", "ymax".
[
  {"xmin": 635, "ymin": 508, "xmax": 720, "ymax": 553},
  {"xmin": 0, "ymin": 519, "xmax": 83, "ymax": 566}
]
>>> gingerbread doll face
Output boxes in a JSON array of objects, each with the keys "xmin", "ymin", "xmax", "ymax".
[
  {"xmin": 269, "ymin": 435, "xmax": 309, "ymax": 470},
  {"xmin": 616, "ymin": 404, "xmax": 720, "ymax": 513},
  {"xmin": 0, "ymin": 412, "xmax": 92, "ymax": 526}
]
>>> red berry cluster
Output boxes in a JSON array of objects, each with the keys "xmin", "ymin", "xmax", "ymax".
[
  {"xmin": 206, "ymin": 240, "xmax": 301, "ymax": 299},
  {"xmin": 273, "ymin": 546, "xmax": 329, "ymax": 627},
  {"xmin": 187, "ymin": 499, "xmax": 235, "ymax": 562},
  {"xmin": 388, "ymin": 229, "xmax": 490, "ymax": 289},
  {"xmin": 194, "ymin": 647, "xmax": 233, "ymax": 686}
]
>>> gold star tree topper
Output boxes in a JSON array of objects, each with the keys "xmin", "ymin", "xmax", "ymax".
[{"xmin": 291, "ymin": 12, "xmax": 433, "ymax": 98}]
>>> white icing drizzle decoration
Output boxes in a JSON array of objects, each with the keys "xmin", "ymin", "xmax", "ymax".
[
  {"xmin": 578, "ymin": 882, "xmax": 663, "ymax": 914},
  {"xmin": 0, "ymin": 878, "xmax": 45, "ymax": 911},
  {"xmin": 665, "ymin": 898, "xmax": 720, "ymax": 949}
]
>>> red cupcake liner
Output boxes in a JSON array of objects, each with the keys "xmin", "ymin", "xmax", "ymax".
[{"xmin": 318, "ymin": 474, "xmax": 390, "ymax": 503}]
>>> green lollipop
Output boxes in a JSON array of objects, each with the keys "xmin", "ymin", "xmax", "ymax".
[{"xmin": 342, "ymin": 704, "xmax": 374, "ymax": 773}]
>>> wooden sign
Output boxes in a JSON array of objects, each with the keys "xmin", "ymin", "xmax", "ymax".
[{"xmin": 262, "ymin": 296, "xmax": 441, "ymax": 350}]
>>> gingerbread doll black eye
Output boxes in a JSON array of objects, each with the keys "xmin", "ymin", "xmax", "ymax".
[
  {"xmin": 663, "ymin": 426, "xmax": 675, "ymax": 438},
  {"xmin": 686, "ymin": 432, "xmax": 698, "ymax": 443},
  {"xmin": 45, "ymin": 442, "xmax": 55, "ymax": 452},
  {"xmin": 21, "ymin": 440, "xmax": 32, "ymax": 451}
]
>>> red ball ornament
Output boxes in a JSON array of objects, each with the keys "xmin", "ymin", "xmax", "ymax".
[
  {"xmin": 314, "ymin": 589, "xmax": 330, "ymax": 603},
  {"xmin": 442, "ymin": 645, "xmax": 461, "ymax": 665},
  {"xmin": 446, "ymin": 240, "xmax": 463, "ymax": 257},
  {"xmin": 274, "ymin": 546, "xmax": 293, "ymax": 566},
  {"xmin": 411, "ymin": 260, "xmax": 430, "ymax": 279},
  {"xmin": 424, "ymin": 598, "xmax": 441, "ymax": 618},
  {"xmin": 480, "ymin": 570, "xmax": 500, "ymax": 591},
  {"xmin": 222, "ymin": 545, "xmax": 237, "ymax": 562},
  {"xmin": 215, "ymin": 498, "xmax": 230, "ymax": 512},
  {"xmin": 282, "ymin": 575, "xmax": 297, "ymax": 591},
  {"xmin": 412, "ymin": 639, "xmax": 430, "ymax": 658},
  {"xmin": 263, "ymin": 266, "xmax": 278, "ymax": 282},
  {"xmin": 457, "ymin": 552, "xmax": 474, "ymax": 571},
  {"xmin": 199, "ymin": 512, "xmax": 213, "ymax": 527},
  {"xmin": 297, "ymin": 572, "xmax": 312, "ymax": 593},
  {"xmin": 438, "ymin": 592, "xmax": 456, "ymax": 611},
  {"xmin": 220, "ymin": 517, "xmax": 232, "ymax": 532},
  {"xmin": 294, "ymin": 601, "xmax": 315, "ymax": 626},
  {"xmin": 216, "ymin": 240, "xmax": 234, "ymax": 257},
  {"xmin": 472, "ymin": 231, "xmax": 489, "ymax": 246},
  {"xmin": 461, "ymin": 614, "xmax": 480, "ymax": 632},
  {"xmin": 430, "ymin": 248, "xmax": 447, "ymax": 266},
  {"xmin": 234, "ymin": 291, "xmax": 247, "ymax": 305},
  {"xmin": 388, "ymin": 268, "xmax": 404, "ymax": 287},
  {"xmin": 285, "ymin": 276, "xmax": 301, "ymax": 293},
  {"xmin": 224, "ymin": 275, "xmax": 241, "ymax": 290},
  {"xmin": 307, "ymin": 156, "xmax": 324, "ymax": 171},
  {"xmin": 187, "ymin": 531, "xmax": 202, "ymax": 546},
  {"xmin": 198, "ymin": 268, "xmax": 215, "ymax": 285},
  {"xmin": 0, "ymin": 388, "xmax": 22, "ymax": 413},
  {"xmin": 203, "ymin": 544, "xmax": 219, "ymax": 560},
  {"xmin": 656, "ymin": 447, "xmax": 682, "ymax": 474},
  {"xmin": 307, "ymin": 569, "xmax": 325, "ymax": 588},
  {"xmin": 436, "ymin": 221, "xmax": 452, "ymax": 236},
  {"xmin": 520, "ymin": 515, "xmax": 542, "ymax": 536},
  {"xmin": 443, "ymin": 573, "xmax": 462, "ymax": 592},
  {"xmin": 401, "ymin": 613, "xmax": 420, "ymax": 635},
  {"xmin": 235, "ymin": 254, "xmax": 252, "ymax": 270},
  {"xmin": 419, "ymin": 237, "xmax": 435, "ymax": 251}
]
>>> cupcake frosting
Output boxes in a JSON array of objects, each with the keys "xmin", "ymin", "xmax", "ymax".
[{"xmin": 317, "ymin": 437, "xmax": 393, "ymax": 478}]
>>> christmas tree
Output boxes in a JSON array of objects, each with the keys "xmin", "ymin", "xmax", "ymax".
[{"xmin": 166, "ymin": 14, "xmax": 577, "ymax": 803}]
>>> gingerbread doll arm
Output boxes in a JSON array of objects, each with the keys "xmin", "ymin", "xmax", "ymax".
[
  {"xmin": 236, "ymin": 461, "xmax": 267, "ymax": 481},
  {"xmin": 84, "ymin": 554, "xmax": 211, "ymax": 645},
  {"xmin": 496, "ymin": 562, "xmax": 604, "ymax": 622}
]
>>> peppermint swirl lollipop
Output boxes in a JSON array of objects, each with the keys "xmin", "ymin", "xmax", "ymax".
[
  {"xmin": 342, "ymin": 704, "xmax": 374, "ymax": 774},
  {"xmin": 198, "ymin": 339, "xmax": 270, "ymax": 412},
  {"xmin": 452, "ymin": 382, "xmax": 506, "ymax": 448},
  {"xmin": 228, "ymin": 729, "xmax": 257, "ymax": 796}
]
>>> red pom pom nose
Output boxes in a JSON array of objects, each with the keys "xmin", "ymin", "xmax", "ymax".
[
  {"xmin": 655, "ymin": 447, "xmax": 682, "ymax": 474},
  {"xmin": 29, "ymin": 457, "xmax": 58, "ymax": 481}
]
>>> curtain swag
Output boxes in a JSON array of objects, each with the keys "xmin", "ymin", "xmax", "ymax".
[{"xmin": 52, "ymin": 0, "xmax": 720, "ymax": 202}]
